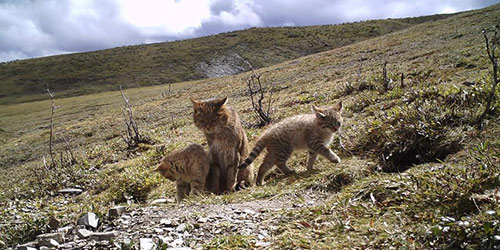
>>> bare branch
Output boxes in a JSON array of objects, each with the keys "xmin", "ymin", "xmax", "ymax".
[
  {"xmin": 478, "ymin": 26, "xmax": 500, "ymax": 127},
  {"xmin": 46, "ymin": 84, "xmax": 56, "ymax": 167},
  {"xmin": 120, "ymin": 85, "xmax": 148, "ymax": 148},
  {"xmin": 244, "ymin": 71, "xmax": 274, "ymax": 128}
]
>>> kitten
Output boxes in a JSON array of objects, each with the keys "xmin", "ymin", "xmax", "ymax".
[
  {"xmin": 191, "ymin": 97, "xmax": 254, "ymax": 193},
  {"xmin": 154, "ymin": 144, "xmax": 210, "ymax": 201},
  {"xmin": 238, "ymin": 102, "xmax": 343, "ymax": 185}
]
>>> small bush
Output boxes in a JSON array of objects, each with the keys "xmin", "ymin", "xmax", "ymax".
[
  {"xmin": 106, "ymin": 164, "xmax": 160, "ymax": 203},
  {"xmin": 346, "ymin": 84, "xmax": 478, "ymax": 172}
]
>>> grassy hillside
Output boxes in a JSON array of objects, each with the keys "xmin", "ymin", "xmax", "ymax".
[
  {"xmin": 0, "ymin": 14, "xmax": 455, "ymax": 105},
  {"xmin": 1, "ymin": 3, "xmax": 500, "ymax": 249}
]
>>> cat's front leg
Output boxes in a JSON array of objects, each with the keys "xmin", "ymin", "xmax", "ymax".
[
  {"xmin": 176, "ymin": 181, "xmax": 190, "ymax": 202},
  {"xmin": 316, "ymin": 145, "xmax": 341, "ymax": 164},
  {"xmin": 224, "ymin": 164, "xmax": 237, "ymax": 193},
  {"xmin": 306, "ymin": 151, "xmax": 318, "ymax": 171}
]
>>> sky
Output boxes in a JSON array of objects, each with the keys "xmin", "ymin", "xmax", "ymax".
[{"xmin": 0, "ymin": 0, "xmax": 497, "ymax": 62}]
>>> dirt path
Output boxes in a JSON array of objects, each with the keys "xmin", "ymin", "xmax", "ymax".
[{"xmin": 84, "ymin": 189, "xmax": 328, "ymax": 249}]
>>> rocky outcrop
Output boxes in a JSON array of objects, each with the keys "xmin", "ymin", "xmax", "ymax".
[{"xmin": 197, "ymin": 51, "xmax": 251, "ymax": 78}]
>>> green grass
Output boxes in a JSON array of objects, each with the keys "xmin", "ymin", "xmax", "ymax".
[
  {"xmin": 0, "ymin": 14, "xmax": 455, "ymax": 105},
  {"xmin": 1, "ymin": 3, "xmax": 500, "ymax": 248}
]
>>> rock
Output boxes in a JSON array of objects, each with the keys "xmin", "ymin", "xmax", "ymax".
[
  {"xmin": 39, "ymin": 246, "xmax": 51, "ymax": 250},
  {"xmin": 57, "ymin": 225, "xmax": 74, "ymax": 234},
  {"xmin": 37, "ymin": 232, "xmax": 64, "ymax": 247},
  {"xmin": 48, "ymin": 217, "xmax": 60, "ymax": 229},
  {"xmin": 171, "ymin": 238, "xmax": 184, "ymax": 247},
  {"xmin": 122, "ymin": 238, "xmax": 132, "ymax": 248},
  {"xmin": 91, "ymin": 231, "xmax": 118, "ymax": 241},
  {"xmin": 154, "ymin": 228, "xmax": 164, "ymax": 233},
  {"xmin": 108, "ymin": 206, "xmax": 127, "ymax": 218},
  {"xmin": 150, "ymin": 198, "xmax": 167, "ymax": 204},
  {"xmin": 176, "ymin": 223, "xmax": 186, "ymax": 232},
  {"xmin": 16, "ymin": 241, "xmax": 37, "ymax": 250},
  {"xmin": 140, "ymin": 238, "xmax": 156, "ymax": 250},
  {"xmin": 161, "ymin": 219, "xmax": 177, "ymax": 227},
  {"xmin": 77, "ymin": 212, "xmax": 99, "ymax": 228},
  {"xmin": 255, "ymin": 241, "xmax": 271, "ymax": 247},
  {"xmin": 17, "ymin": 247, "xmax": 37, "ymax": 250},
  {"xmin": 76, "ymin": 228, "xmax": 93, "ymax": 239},
  {"xmin": 167, "ymin": 248, "xmax": 192, "ymax": 250},
  {"xmin": 197, "ymin": 217, "xmax": 208, "ymax": 223},
  {"xmin": 243, "ymin": 209, "xmax": 255, "ymax": 215},
  {"xmin": 58, "ymin": 188, "xmax": 83, "ymax": 195}
]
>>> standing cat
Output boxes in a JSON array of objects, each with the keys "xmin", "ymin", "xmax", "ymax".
[
  {"xmin": 191, "ymin": 97, "xmax": 254, "ymax": 193},
  {"xmin": 239, "ymin": 102, "xmax": 343, "ymax": 185},
  {"xmin": 154, "ymin": 144, "xmax": 210, "ymax": 201}
]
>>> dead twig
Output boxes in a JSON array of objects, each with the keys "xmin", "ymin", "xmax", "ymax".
[
  {"xmin": 245, "ymin": 72, "xmax": 275, "ymax": 128},
  {"xmin": 120, "ymin": 85, "xmax": 147, "ymax": 148},
  {"xmin": 477, "ymin": 26, "xmax": 500, "ymax": 127},
  {"xmin": 46, "ymin": 84, "xmax": 58, "ymax": 167}
]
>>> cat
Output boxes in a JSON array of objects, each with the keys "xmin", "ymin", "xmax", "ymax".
[
  {"xmin": 190, "ymin": 97, "xmax": 254, "ymax": 193},
  {"xmin": 154, "ymin": 143, "xmax": 210, "ymax": 201},
  {"xmin": 238, "ymin": 102, "xmax": 343, "ymax": 185}
]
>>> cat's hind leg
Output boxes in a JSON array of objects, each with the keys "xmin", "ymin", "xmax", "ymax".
[{"xmin": 256, "ymin": 154, "xmax": 275, "ymax": 186}]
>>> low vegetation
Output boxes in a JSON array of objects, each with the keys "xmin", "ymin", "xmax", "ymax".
[{"xmin": 1, "ymin": 3, "xmax": 500, "ymax": 249}]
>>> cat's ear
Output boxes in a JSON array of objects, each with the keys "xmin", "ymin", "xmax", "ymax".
[
  {"xmin": 312, "ymin": 105, "xmax": 326, "ymax": 118},
  {"xmin": 215, "ymin": 97, "xmax": 228, "ymax": 107},
  {"xmin": 190, "ymin": 97, "xmax": 200, "ymax": 106},
  {"xmin": 333, "ymin": 101, "xmax": 343, "ymax": 112}
]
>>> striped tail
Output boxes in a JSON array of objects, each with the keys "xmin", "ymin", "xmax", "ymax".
[{"xmin": 238, "ymin": 140, "xmax": 266, "ymax": 169}]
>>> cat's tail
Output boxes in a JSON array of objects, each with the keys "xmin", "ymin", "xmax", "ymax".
[{"xmin": 238, "ymin": 139, "xmax": 266, "ymax": 169}]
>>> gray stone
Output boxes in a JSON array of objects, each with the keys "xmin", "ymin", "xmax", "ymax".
[
  {"xmin": 16, "ymin": 246, "xmax": 37, "ymax": 250},
  {"xmin": 16, "ymin": 241, "xmax": 37, "ymax": 250},
  {"xmin": 37, "ymin": 232, "xmax": 64, "ymax": 247},
  {"xmin": 161, "ymin": 219, "xmax": 177, "ymax": 227},
  {"xmin": 140, "ymin": 238, "xmax": 156, "ymax": 250},
  {"xmin": 76, "ymin": 228, "xmax": 93, "ymax": 239},
  {"xmin": 58, "ymin": 188, "xmax": 83, "ymax": 195},
  {"xmin": 255, "ymin": 241, "xmax": 271, "ymax": 247},
  {"xmin": 176, "ymin": 223, "xmax": 186, "ymax": 232},
  {"xmin": 171, "ymin": 238, "xmax": 184, "ymax": 247},
  {"xmin": 108, "ymin": 206, "xmax": 127, "ymax": 218},
  {"xmin": 122, "ymin": 238, "xmax": 132, "ymax": 247},
  {"xmin": 243, "ymin": 209, "xmax": 255, "ymax": 215},
  {"xmin": 197, "ymin": 217, "xmax": 208, "ymax": 223},
  {"xmin": 48, "ymin": 217, "xmax": 60, "ymax": 229},
  {"xmin": 77, "ymin": 212, "xmax": 99, "ymax": 228},
  {"xmin": 39, "ymin": 246, "xmax": 51, "ymax": 250},
  {"xmin": 91, "ymin": 231, "xmax": 118, "ymax": 241},
  {"xmin": 167, "ymin": 248, "xmax": 192, "ymax": 250},
  {"xmin": 154, "ymin": 228, "xmax": 164, "ymax": 233},
  {"xmin": 57, "ymin": 225, "xmax": 74, "ymax": 234},
  {"xmin": 150, "ymin": 198, "xmax": 167, "ymax": 204}
]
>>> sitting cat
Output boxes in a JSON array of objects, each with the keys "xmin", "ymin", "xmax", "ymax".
[
  {"xmin": 154, "ymin": 144, "xmax": 210, "ymax": 201},
  {"xmin": 238, "ymin": 102, "xmax": 343, "ymax": 185},
  {"xmin": 191, "ymin": 97, "xmax": 254, "ymax": 193}
]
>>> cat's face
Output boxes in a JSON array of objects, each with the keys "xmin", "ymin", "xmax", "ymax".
[
  {"xmin": 154, "ymin": 159, "xmax": 176, "ymax": 181},
  {"xmin": 313, "ymin": 101, "xmax": 343, "ymax": 132},
  {"xmin": 191, "ymin": 97, "xmax": 229, "ymax": 133}
]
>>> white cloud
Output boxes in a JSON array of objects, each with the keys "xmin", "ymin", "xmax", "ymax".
[
  {"xmin": 118, "ymin": 0, "xmax": 212, "ymax": 36},
  {"xmin": 0, "ymin": 0, "xmax": 498, "ymax": 62}
]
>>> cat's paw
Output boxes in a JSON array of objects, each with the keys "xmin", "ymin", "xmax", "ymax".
[{"xmin": 330, "ymin": 155, "xmax": 341, "ymax": 163}]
